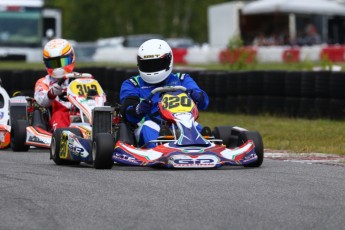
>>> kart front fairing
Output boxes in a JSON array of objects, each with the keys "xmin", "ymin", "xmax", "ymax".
[
  {"xmin": 58, "ymin": 130, "xmax": 93, "ymax": 163},
  {"xmin": 113, "ymin": 87, "xmax": 259, "ymax": 168},
  {"xmin": 113, "ymin": 139, "xmax": 258, "ymax": 168}
]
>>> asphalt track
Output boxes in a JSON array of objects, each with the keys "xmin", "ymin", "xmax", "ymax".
[{"xmin": 1, "ymin": 149, "xmax": 345, "ymax": 230}]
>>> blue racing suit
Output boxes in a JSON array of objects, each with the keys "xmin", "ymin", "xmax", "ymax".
[{"xmin": 120, "ymin": 73, "xmax": 209, "ymax": 148}]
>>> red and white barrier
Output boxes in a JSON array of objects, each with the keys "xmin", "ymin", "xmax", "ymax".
[{"xmin": 92, "ymin": 45, "xmax": 345, "ymax": 65}]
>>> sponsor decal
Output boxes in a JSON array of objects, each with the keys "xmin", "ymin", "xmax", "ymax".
[
  {"xmin": 28, "ymin": 135, "xmax": 50, "ymax": 144},
  {"xmin": 169, "ymin": 154, "xmax": 219, "ymax": 168},
  {"xmin": 9, "ymin": 98, "xmax": 27, "ymax": 103},
  {"xmin": 143, "ymin": 54, "xmax": 160, "ymax": 58},
  {"xmin": 68, "ymin": 142, "xmax": 85, "ymax": 157},
  {"xmin": 113, "ymin": 152, "xmax": 138, "ymax": 163},
  {"xmin": 141, "ymin": 86, "xmax": 153, "ymax": 89},
  {"xmin": 244, "ymin": 152, "xmax": 256, "ymax": 160}
]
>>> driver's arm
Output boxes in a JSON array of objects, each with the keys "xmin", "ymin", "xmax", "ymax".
[
  {"xmin": 182, "ymin": 74, "xmax": 209, "ymax": 110},
  {"xmin": 120, "ymin": 80, "xmax": 142, "ymax": 124},
  {"xmin": 34, "ymin": 77, "xmax": 54, "ymax": 107}
]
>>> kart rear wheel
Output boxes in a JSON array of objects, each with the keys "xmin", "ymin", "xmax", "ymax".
[
  {"xmin": 92, "ymin": 133, "xmax": 114, "ymax": 169},
  {"xmin": 116, "ymin": 122, "xmax": 135, "ymax": 145},
  {"xmin": 50, "ymin": 128, "xmax": 82, "ymax": 165},
  {"xmin": 11, "ymin": 119, "xmax": 29, "ymax": 152},
  {"xmin": 241, "ymin": 131, "xmax": 264, "ymax": 167}
]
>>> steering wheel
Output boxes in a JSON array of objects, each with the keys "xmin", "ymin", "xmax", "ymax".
[{"xmin": 147, "ymin": 86, "xmax": 187, "ymax": 101}]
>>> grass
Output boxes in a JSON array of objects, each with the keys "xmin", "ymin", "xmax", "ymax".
[{"xmin": 198, "ymin": 112, "xmax": 345, "ymax": 155}]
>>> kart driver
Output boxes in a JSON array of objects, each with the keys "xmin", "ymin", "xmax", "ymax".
[
  {"xmin": 34, "ymin": 38, "xmax": 76, "ymax": 131},
  {"xmin": 120, "ymin": 39, "xmax": 209, "ymax": 148}
]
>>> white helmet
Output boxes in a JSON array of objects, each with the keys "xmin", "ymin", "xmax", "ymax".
[
  {"xmin": 137, "ymin": 39, "xmax": 173, "ymax": 84},
  {"xmin": 43, "ymin": 38, "xmax": 76, "ymax": 79}
]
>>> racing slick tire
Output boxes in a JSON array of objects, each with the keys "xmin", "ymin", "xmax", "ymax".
[
  {"xmin": 50, "ymin": 128, "xmax": 82, "ymax": 165},
  {"xmin": 213, "ymin": 126, "xmax": 238, "ymax": 148},
  {"xmin": 240, "ymin": 131, "xmax": 264, "ymax": 167},
  {"xmin": 11, "ymin": 119, "xmax": 29, "ymax": 152},
  {"xmin": 92, "ymin": 133, "xmax": 114, "ymax": 169},
  {"xmin": 117, "ymin": 122, "xmax": 135, "ymax": 146}
]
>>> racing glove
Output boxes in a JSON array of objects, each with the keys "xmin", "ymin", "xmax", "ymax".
[
  {"xmin": 135, "ymin": 99, "xmax": 152, "ymax": 116},
  {"xmin": 187, "ymin": 89, "xmax": 204, "ymax": 106},
  {"xmin": 48, "ymin": 83, "xmax": 63, "ymax": 99}
]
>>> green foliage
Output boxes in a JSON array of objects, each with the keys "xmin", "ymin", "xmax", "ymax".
[
  {"xmin": 45, "ymin": 0, "xmax": 228, "ymax": 43},
  {"xmin": 228, "ymin": 34, "xmax": 243, "ymax": 49},
  {"xmin": 320, "ymin": 53, "xmax": 334, "ymax": 70},
  {"xmin": 221, "ymin": 35, "xmax": 257, "ymax": 70}
]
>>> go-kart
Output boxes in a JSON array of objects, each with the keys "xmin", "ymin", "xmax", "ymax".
[
  {"xmin": 92, "ymin": 86, "xmax": 264, "ymax": 169},
  {"xmin": 49, "ymin": 73, "xmax": 114, "ymax": 166},
  {"xmin": 10, "ymin": 94, "xmax": 52, "ymax": 151},
  {"xmin": 0, "ymin": 80, "xmax": 11, "ymax": 149},
  {"xmin": 10, "ymin": 73, "xmax": 111, "ymax": 155}
]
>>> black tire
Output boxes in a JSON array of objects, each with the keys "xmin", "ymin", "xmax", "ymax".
[
  {"xmin": 50, "ymin": 128, "xmax": 82, "ymax": 165},
  {"xmin": 240, "ymin": 131, "xmax": 264, "ymax": 167},
  {"xmin": 92, "ymin": 133, "xmax": 114, "ymax": 169},
  {"xmin": 330, "ymin": 72, "xmax": 345, "ymax": 99},
  {"xmin": 263, "ymin": 71, "xmax": 286, "ymax": 97},
  {"xmin": 117, "ymin": 122, "xmax": 135, "ymax": 145},
  {"xmin": 213, "ymin": 126, "xmax": 234, "ymax": 147},
  {"xmin": 285, "ymin": 71, "xmax": 302, "ymax": 97},
  {"xmin": 11, "ymin": 119, "xmax": 29, "ymax": 152},
  {"xmin": 247, "ymin": 71, "xmax": 264, "ymax": 96},
  {"xmin": 301, "ymin": 71, "xmax": 315, "ymax": 97}
]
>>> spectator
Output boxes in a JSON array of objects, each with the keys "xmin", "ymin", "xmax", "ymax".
[{"xmin": 296, "ymin": 24, "xmax": 322, "ymax": 46}]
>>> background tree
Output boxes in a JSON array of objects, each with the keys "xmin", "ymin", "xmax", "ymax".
[{"xmin": 45, "ymin": 0, "xmax": 229, "ymax": 43}]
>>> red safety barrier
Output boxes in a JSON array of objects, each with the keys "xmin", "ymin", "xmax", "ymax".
[
  {"xmin": 172, "ymin": 48, "xmax": 188, "ymax": 64},
  {"xmin": 283, "ymin": 48, "xmax": 300, "ymax": 63},
  {"xmin": 219, "ymin": 47, "xmax": 257, "ymax": 64},
  {"xmin": 320, "ymin": 45, "xmax": 345, "ymax": 62}
]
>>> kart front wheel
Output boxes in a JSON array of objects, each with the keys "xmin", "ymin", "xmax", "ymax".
[
  {"xmin": 241, "ymin": 131, "xmax": 264, "ymax": 167},
  {"xmin": 11, "ymin": 120, "xmax": 29, "ymax": 152},
  {"xmin": 50, "ymin": 128, "xmax": 82, "ymax": 165},
  {"xmin": 213, "ymin": 126, "xmax": 237, "ymax": 147},
  {"xmin": 92, "ymin": 133, "xmax": 114, "ymax": 169}
]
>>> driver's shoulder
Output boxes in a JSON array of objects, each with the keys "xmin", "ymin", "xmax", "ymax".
[
  {"xmin": 172, "ymin": 72, "xmax": 190, "ymax": 81},
  {"xmin": 126, "ymin": 75, "xmax": 142, "ymax": 87}
]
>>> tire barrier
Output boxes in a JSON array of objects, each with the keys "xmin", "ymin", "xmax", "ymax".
[{"xmin": 1, "ymin": 68, "xmax": 345, "ymax": 120}]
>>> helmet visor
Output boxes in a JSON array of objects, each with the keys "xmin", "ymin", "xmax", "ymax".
[
  {"xmin": 137, "ymin": 53, "xmax": 171, "ymax": 72},
  {"xmin": 44, "ymin": 54, "xmax": 74, "ymax": 69}
]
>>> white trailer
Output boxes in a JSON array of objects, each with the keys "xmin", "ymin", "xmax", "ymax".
[
  {"xmin": 207, "ymin": 1, "xmax": 244, "ymax": 48},
  {"xmin": 0, "ymin": 0, "xmax": 61, "ymax": 62}
]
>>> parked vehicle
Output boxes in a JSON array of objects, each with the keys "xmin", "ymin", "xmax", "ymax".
[{"xmin": 0, "ymin": 0, "xmax": 61, "ymax": 62}]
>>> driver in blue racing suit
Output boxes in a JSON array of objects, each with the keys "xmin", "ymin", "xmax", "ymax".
[{"xmin": 120, "ymin": 39, "xmax": 209, "ymax": 148}]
